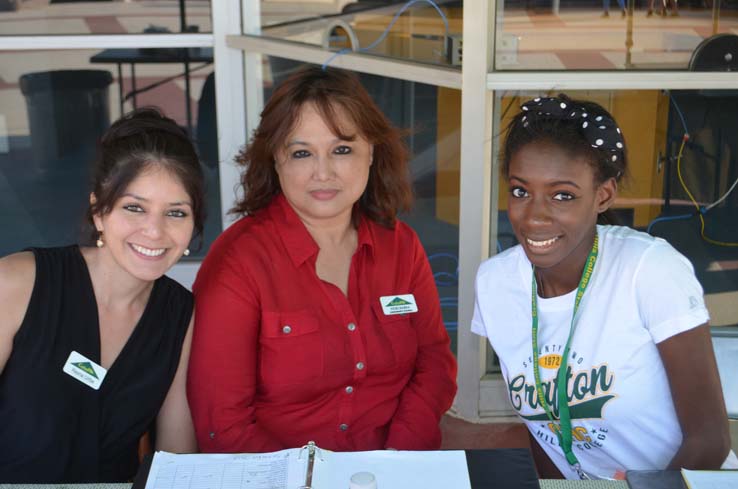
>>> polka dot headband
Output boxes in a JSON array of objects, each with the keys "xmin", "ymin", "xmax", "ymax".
[{"xmin": 521, "ymin": 97, "xmax": 625, "ymax": 165}]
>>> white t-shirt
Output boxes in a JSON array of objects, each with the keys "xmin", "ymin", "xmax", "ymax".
[{"xmin": 472, "ymin": 225, "xmax": 712, "ymax": 479}]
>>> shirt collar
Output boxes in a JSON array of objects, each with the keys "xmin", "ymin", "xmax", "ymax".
[
  {"xmin": 356, "ymin": 212, "xmax": 375, "ymax": 259},
  {"xmin": 270, "ymin": 193, "xmax": 375, "ymax": 267}
]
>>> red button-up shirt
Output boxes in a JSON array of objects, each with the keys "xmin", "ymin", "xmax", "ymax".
[{"xmin": 187, "ymin": 194, "xmax": 457, "ymax": 453}]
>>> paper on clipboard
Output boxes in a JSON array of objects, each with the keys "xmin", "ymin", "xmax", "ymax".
[
  {"xmin": 313, "ymin": 449, "xmax": 470, "ymax": 489},
  {"xmin": 144, "ymin": 450, "xmax": 304, "ymax": 489}
]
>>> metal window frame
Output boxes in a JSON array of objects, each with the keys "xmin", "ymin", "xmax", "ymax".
[
  {"xmin": 231, "ymin": 3, "xmax": 738, "ymax": 422},
  {"xmin": 233, "ymin": 0, "xmax": 490, "ymax": 421},
  {"xmin": 6, "ymin": 0, "xmax": 737, "ymax": 421}
]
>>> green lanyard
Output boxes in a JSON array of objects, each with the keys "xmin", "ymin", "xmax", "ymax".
[{"xmin": 531, "ymin": 234, "xmax": 598, "ymax": 479}]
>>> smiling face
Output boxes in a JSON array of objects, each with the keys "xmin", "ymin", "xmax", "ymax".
[
  {"xmin": 274, "ymin": 102, "xmax": 372, "ymax": 227},
  {"xmin": 507, "ymin": 141, "xmax": 617, "ymax": 274},
  {"xmin": 92, "ymin": 165, "xmax": 195, "ymax": 282}
]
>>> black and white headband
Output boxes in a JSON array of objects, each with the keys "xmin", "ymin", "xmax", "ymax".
[{"xmin": 520, "ymin": 97, "xmax": 625, "ymax": 164}]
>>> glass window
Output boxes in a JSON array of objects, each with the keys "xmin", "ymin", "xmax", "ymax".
[
  {"xmin": 494, "ymin": 2, "xmax": 738, "ymax": 70},
  {"xmin": 0, "ymin": 49, "xmax": 221, "ymax": 259},
  {"xmin": 485, "ymin": 89, "xmax": 738, "ymax": 373},
  {"xmin": 259, "ymin": 0, "xmax": 463, "ymax": 67},
  {"xmin": 0, "ymin": 0, "xmax": 212, "ymax": 35},
  {"xmin": 263, "ymin": 56, "xmax": 462, "ymax": 353}
]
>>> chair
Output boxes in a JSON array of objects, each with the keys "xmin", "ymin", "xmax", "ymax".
[
  {"xmin": 196, "ymin": 72, "xmax": 218, "ymax": 170},
  {"xmin": 194, "ymin": 72, "xmax": 223, "ymax": 250},
  {"xmin": 711, "ymin": 327, "xmax": 738, "ymax": 453}
]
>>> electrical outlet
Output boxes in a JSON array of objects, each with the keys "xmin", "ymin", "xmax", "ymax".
[{"xmin": 445, "ymin": 34, "xmax": 462, "ymax": 66}]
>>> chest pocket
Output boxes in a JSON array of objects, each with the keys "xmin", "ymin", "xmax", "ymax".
[
  {"xmin": 259, "ymin": 310, "xmax": 324, "ymax": 385},
  {"xmin": 369, "ymin": 302, "xmax": 418, "ymax": 370}
]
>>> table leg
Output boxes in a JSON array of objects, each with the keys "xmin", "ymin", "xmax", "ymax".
[
  {"xmin": 131, "ymin": 63, "xmax": 138, "ymax": 109},
  {"xmin": 117, "ymin": 63, "xmax": 124, "ymax": 117},
  {"xmin": 184, "ymin": 59, "xmax": 193, "ymax": 135}
]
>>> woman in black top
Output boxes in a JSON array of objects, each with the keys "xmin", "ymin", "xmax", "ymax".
[{"xmin": 0, "ymin": 108, "xmax": 202, "ymax": 482}]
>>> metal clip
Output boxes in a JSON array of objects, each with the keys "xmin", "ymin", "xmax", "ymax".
[
  {"xmin": 573, "ymin": 463, "xmax": 591, "ymax": 480},
  {"xmin": 298, "ymin": 441, "xmax": 323, "ymax": 489}
]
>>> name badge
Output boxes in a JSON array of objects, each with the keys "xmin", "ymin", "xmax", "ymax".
[
  {"xmin": 63, "ymin": 351, "xmax": 107, "ymax": 390},
  {"xmin": 380, "ymin": 294, "xmax": 418, "ymax": 315}
]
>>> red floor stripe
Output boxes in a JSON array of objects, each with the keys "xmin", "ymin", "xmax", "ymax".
[
  {"xmin": 84, "ymin": 16, "xmax": 127, "ymax": 35},
  {"xmin": 555, "ymin": 50, "xmax": 617, "ymax": 68}
]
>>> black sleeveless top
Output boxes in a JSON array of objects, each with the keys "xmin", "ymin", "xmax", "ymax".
[{"xmin": 0, "ymin": 246, "xmax": 193, "ymax": 483}]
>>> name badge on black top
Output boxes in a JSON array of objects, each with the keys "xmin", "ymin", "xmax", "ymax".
[{"xmin": 63, "ymin": 351, "xmax": 107, "ymax": 390}]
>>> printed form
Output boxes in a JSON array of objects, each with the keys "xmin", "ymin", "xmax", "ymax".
[{"xmin": 145, "ymin": 450, "xmax": 304, "ymax": 489}]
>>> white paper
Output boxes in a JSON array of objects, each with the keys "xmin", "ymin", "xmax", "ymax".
[
  {"xmin": 682, "ymin": 469, "xmax": 738, "ymax": 489},
  {"xmin": 144, "ymin": 450, "xmax": 304, "ymax": 489},
  {"xmin": 143, "ymin": 449, "xmax": 471, "ymax": 489},
  {"xmin": 313, "ymin": 449, "xmax": 471, "ymax": 489}
]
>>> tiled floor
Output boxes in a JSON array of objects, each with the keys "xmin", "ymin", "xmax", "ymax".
[{"xmin": 497, "ymin": 9, "xmax": 738, "ymax": 70}]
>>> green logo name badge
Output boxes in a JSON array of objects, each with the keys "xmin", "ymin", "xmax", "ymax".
[
  {"xmin": 387, "ymin": 297, "xmax": 411, "ymax": 307},
  {"xmin": 72, "ymin": 361, "xmax": 99, "ymax": 379}
]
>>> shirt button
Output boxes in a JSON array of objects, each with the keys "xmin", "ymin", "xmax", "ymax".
[
  {"xmin": 209, "ymin": 432, "xmax": 215, "ymax": 439},
  {"xmin": 356, "ymin": 362, "xmax": 365, "ymax": 370},
  {"xmin": 282, "ymin": 325, "xmax": 292, "ymax": 334},
  {"xmin": 347, "ymin": 322, "xmax": 356, "ymax": 331},
  {"xmin": 339, "ymin": 423, "xmax": 349, "ymax": 431},
  {"xmin": 345, "ymin": 386, "xmax": 354, "ymax": 394}
]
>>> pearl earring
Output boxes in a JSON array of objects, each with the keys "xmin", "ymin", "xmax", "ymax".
[
  {"xmin": 183, "ymin": 248, "xmax": 190, "ymax": 257},
  {"xmin": 96, "ymin": 232, "xmax": 104, "ymax": 248}
]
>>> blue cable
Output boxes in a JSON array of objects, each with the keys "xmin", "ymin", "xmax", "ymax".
[
  {"xmin": 322, "ymin": 0, "xmax": 451, "ymax": 70},
  {"xmin": 668, "ymin": 93, "xmax": 689, "ymax": 136},
  {"xmin": 646, "ymin": 213, "xmax": 693, "ymax": 234}
]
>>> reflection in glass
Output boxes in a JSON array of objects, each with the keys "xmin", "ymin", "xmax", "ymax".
[
  {"xmin": 0, "ymin": 50, "xmax": 220, "ymax": 259},
  {"xmin": 262, "ymin": 56, "xmax": 461, "ymax": 353},
  {"xmin": 260, "ymin": 0, "xmax": 463, "ymax": 68},
  {"xmin": 0, "ymin": 0, "xmax": 212, "ymax": 36},
  {"xmin": 488, "ymin": 90, "xmax": 737, "ymax": 369},
  {"xmin": 494, "ymin": 0, "xmax": 738, "ymax": 70}
]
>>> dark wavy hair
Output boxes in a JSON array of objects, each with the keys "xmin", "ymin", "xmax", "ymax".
[
  {"xmin": 84, "ymin": 107, "xmax": 205, "ymax": 243},
  {"xmin": 502, "ymin": 94, "xmax": 628, "ymax": 225},
  {"xmin": 231, "ymin": 66, "xmax": 412, "ymax": 227}
]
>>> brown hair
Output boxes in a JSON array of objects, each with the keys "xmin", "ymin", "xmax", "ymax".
[
  {"xmin": 85, "ymin": 107, "xmax": 205, "ymax": 243},
  {"xmin": 231, "ymin": 66, "xmax": 412, "ymax": 227}
]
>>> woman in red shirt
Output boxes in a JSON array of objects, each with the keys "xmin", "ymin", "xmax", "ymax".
[{"xmin": 187, "ymin": 67, "xmax": 457, "ymax": 453}]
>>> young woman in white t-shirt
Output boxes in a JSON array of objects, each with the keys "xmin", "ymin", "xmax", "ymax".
[{"xmin": 472, "ymin": 95, "xmax": 734, "ymax": 479}]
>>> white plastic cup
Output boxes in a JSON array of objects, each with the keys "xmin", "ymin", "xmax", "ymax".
[{"xmin": 349, "ymin": 471, "xmax": 377, "ymax": 489}]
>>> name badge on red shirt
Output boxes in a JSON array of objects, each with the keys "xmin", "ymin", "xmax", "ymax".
[{"xmin": 380, "ymin": 294, "xmax": 418, "ymax": 315}]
